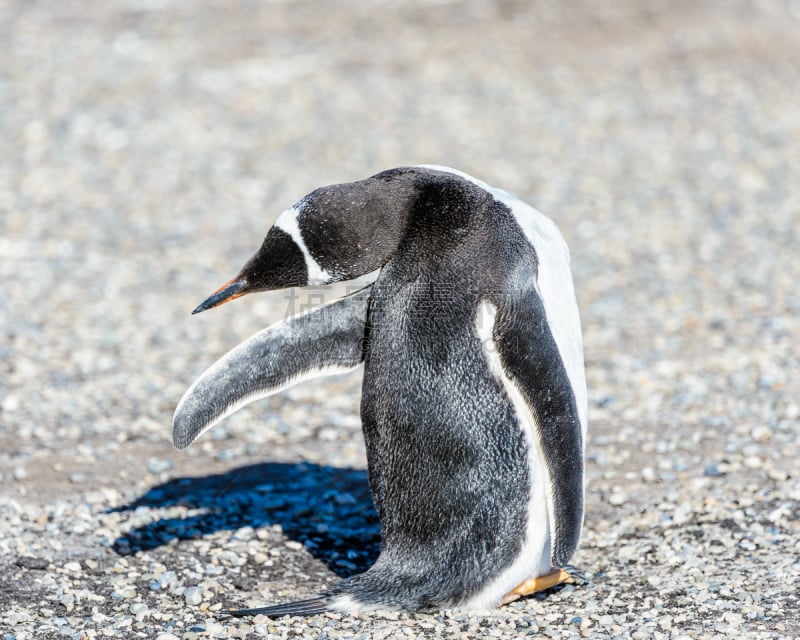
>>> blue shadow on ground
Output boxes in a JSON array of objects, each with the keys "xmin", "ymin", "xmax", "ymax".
[{"xmin": 110, "ymin": 462, "xmax": 381, "ymax": 578}]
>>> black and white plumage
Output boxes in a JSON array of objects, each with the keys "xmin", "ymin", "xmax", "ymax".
[{"xmin": 172, "ymin": 165, "xmax": 588, "ymax": 615}]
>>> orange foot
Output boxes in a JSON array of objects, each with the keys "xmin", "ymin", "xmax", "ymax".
[{"xmin": 501, "ymin": 566, "xmax": 588, "ymax": 605}]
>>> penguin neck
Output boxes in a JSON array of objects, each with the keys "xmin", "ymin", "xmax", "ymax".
[{"xmin": 393, "ymin": 179, "xmax": 493, "ymax": 274}]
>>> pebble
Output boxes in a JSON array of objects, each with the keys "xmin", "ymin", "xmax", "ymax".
[
  {"xmin": 2, "ymin": 394, "xmax": 19, "ymax": 412},
  {"xmin": 148, "ymin": 459, "xmax": 174, "ymax": 474},
  {"xmin": 183, "ymin": 587, "xmax": 204, "ymax": 606},
  {"xmin": 750, "ymin": 425, "xmax": 771, "ymax": 441},
  {"xmin": 704, "ymin": 464, "xmax": 722, "ymax": 477},
  {"xmin": 743, "ymin": 456, "xmax": 762, "ymax": 469},
  {"xmin": 641, "ymin": 467, "xmax": 657, "ymax": 483},
  {"xmin": 16, "ymin": 556, "xmax": 49, "ymax": 570},
  {"xmin": 607, "ymin": 490, "xmax": 627, "ymax": 506},
  {"xmin": 112, "ymin": 586, "xmax": 137, "ymax": 599}
]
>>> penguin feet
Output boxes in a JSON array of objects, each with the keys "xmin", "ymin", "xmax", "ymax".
[{"xmin": 500, "ymin": 565, "xmax": 589, "ymax": 605}]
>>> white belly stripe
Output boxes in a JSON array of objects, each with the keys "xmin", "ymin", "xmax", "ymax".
[{"xmin": 460, "ymin": 301, "xmax": 553, "ymax": 609}]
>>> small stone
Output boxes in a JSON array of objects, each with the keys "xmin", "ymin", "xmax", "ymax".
[
  {"xmin": 13, "ymin": 467, "xmax": 27, "ymax": 481},
  {"xmin": 607, "ymin": 490, "xmax": 626, "ymax": 506},
  {"xmin": 112, "ymin": 586, "xmax": 136, "ymax": 599},
  {"xmin": 5, "ymin": 608, "xmax": 31, "ymax": 625},
  {"xmin": 16, "ymin": 556, "xmax": 49, "ymax": 570},
  {"xmin": 2, "ymin": 394, "xmax": 19, "ymax": 412},
  {"xmin": 641, "ymin": 467, "xmax": 657, "ymax": 482},
  {"xmin": 334, "ymin": 492, "xmax": 357, "ymax": 505},
  {"xmin": 183, "ymin": 586, "xmax": 204, "ymax": 606},
  {"xmin": 59, "ymin": 593, "xmax": 75, "ymax": 608},
  {"xmin": 318, "ymin": 427, "xmax": 339, "ymax": 441},
  {"xmin": 750, "ymin": 425, "xmax": 771, "ymax": 441},
  {"xmin": 64, "ymin": 562, "xmax": 82, "ymax": 573},
  {"xmin": 148, "ymin": 458, "xmax": 173, "ymax": 474},
  {"xmin": 233, "ymin": 576, "xmax": 256, "ymax": 591},
  {"xmin": 647, "ymin": 575, "xmax": 663, "ymax": 588},
  {"xmin": 153, "ymin": 571, "xmax": 178, "ymax": 591},
  {"xmin": 231, "ymin": 526, "xmax": 255, "ymax": 541},
  {"xmin": 743, "ymin": 456, "xmax": 761, "ymax": 469}
]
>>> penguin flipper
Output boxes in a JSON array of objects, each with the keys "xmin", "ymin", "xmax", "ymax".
[
  {"xmin": 221, "ymin": 595, "xmax": 332, "ymax": 618},
  {"xmin": 489, "ymin": 288, "xmax": 585, "ymax": 568},
  {"xmin": 172, "ymin": 286, "xmax": 371, "ymax": 449}
]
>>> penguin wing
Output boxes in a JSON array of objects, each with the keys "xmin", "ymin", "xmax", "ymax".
[
  {"xmin": 490, "ymin": 290, "xmax": 585, "ymax": 567},
  {"xmin": 172, "ymin": 286, "xmax": 371, "ymax": 449}
]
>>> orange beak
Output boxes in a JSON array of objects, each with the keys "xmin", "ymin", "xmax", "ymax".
[{"xmin": 191, "ymin": 277, "xmax": 248, "ymax": 314}]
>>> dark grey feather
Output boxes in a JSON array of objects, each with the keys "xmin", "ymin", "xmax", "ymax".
[{"xmin": 222, "ymin": 595, "xmax": 332, "ymax": 618}]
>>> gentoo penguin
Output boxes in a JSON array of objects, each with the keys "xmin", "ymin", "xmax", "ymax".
[{"xmin": 172, "ymin": 165, "xmax": 588, "ymax": 616}]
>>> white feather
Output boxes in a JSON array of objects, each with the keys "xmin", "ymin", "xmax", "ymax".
[
  {"xmin": 274, "ymin": 204, "xmax": 334, "ymax": 285},
  {"xmin": 460, "ymin": 301, "xmax": 552, "ymax": 609}
]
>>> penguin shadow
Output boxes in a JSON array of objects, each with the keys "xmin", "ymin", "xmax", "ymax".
[{"xmin": 109, "ymin": 462, "xmax": 381, "ymax": 578}]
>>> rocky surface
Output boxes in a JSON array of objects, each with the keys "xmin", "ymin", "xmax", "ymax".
[{"xmin": 1, "ymin": 0, "xmax": 799, "ymax": 638}]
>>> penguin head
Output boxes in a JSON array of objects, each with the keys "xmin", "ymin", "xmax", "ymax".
[{"xmin": 191, "ymin": 168, "xmax": 419, "ymax": 314}]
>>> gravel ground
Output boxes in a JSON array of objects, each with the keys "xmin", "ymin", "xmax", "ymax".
[{"xmin": 1, "ymin": 0, "xmax": 799, "ymax": 638}]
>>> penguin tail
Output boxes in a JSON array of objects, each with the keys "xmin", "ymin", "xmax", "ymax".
[{"xmin": 220, "ymin": 594, "xmax": 333, "ymax": 618}]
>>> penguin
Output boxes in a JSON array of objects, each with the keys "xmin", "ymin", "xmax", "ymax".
[{"xmin": 172, "ymin": 165, "xmax": 588, "ymax": 616}]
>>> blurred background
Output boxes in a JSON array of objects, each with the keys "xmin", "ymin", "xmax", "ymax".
[
  {"xmin": 0, "ymin": 0, "xmax": 798, "ymax": 635},
  {"xmin": 2, "ymin": 0, "xmax": 797, "ymax": 486}
]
